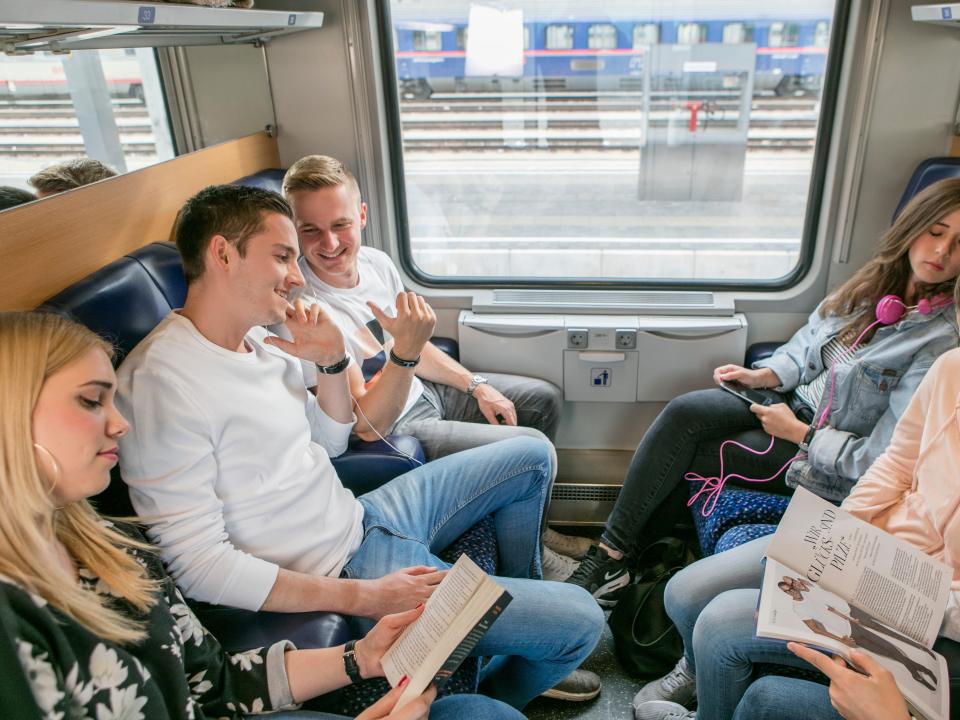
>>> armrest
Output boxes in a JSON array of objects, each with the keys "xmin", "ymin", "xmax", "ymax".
[
  {"xmin": 745, "ymin": 341, "xmax": 784, "ymax": 367},
  {"xmin": 191, "ymin": 601, "xmax": 353, "ymax": 652},
  {"xmin": 429, "ymin": 336, "xmax": 459, "ymax": 362},
  {"xmin": 332, "ymin": 435, "xmax": 425, "ymax": 496}
]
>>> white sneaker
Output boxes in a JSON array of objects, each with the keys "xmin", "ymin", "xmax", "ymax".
[
  {"xmin": 542, "ymin": 546, "xmax": 580, "ymax": 581},
  {"xmin": 543, "ymin": 527, "xmax": 595, "ymax": 560},
  {"xmin": 632, "ymin": 657, "xmax": 696, "ymax": 709},
  {"xmin": 634, "ymin": 701, "xmax": 696, "ymax": 720}
]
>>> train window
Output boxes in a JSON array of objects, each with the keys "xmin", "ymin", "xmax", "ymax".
[
  {"xmin": 813, "ymin": 21, "xmax": 831, "ymax": 48},
  {"xmin": 633, "ymin": 23, "xmax": 660, "ymax": 48},
  {"xmin": 723, "ymin": 23, "xmax": 754, "ymax": 44},
  {"xmin": 0, "ymin": 49, "xmax": 174, "ymax": 194},
  {"xmin": 384, "ymin": 1, "xmax": 842, "ymax": 286},
  {"xmin": 588, "ymin": 24, "xmax": 618, "ymax": 50},
  {"xmin": 545, "ymin": 24, "xmax": 575, "ymax": 51},
  {"xmin": 676, "ymin": 23, "xmax": 708, "ymax": 44},
  {"xmin": 768, "ymin": 22, "xmax": 800, "ymax": 47},
  {"xmin": 524, "ymin": 26, "xmax": 531, "ymax": 51},
  {"xmin": 456, "ymin": 27, "xmax": 468, "ymax": 50},
  {"xmin": 412, "ymin": 30, "xmax": 443, "ymax": 52}
]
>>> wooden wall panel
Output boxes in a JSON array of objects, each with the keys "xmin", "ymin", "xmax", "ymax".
[
  {"xmin": 0, "ymin": 132, "xmax": 280, "ymax": 311},
  {"xmin": 951, "ymin": 135, "xmax": 960, "ymax": 157}
]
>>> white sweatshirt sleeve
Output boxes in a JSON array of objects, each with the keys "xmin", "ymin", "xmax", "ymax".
[{"xmin": 117, "ymin": 369, "xmax": 280, "ymax": 610}]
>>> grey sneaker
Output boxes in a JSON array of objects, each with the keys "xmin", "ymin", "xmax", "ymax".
[
  {"xmin": 541, "ymin": 669, "xmax": 601, "ymax": 702},
  {"xmin": 543, "ymin": 527, "xmax": 595, "ymax": 560},
  {"xmin": 634, "ymin": 700, "xmax": 696, "ymax": 720},
  {"xmin": 542, "ymin": 546, "xmax": 580, "ymax": 582},
  {"xmin": 632, "ymin": 657, "xmax": 696, "ymax": 709}
]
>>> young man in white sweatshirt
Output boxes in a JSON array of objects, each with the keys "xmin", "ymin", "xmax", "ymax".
[{"xmin": 115, "ymin": 184, "xmax": 604, "ymax": 709}]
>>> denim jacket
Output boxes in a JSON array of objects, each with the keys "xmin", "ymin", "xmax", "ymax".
[{"xmin": 752, "ymin": 301, "xmax": 959, "ymax": 502}]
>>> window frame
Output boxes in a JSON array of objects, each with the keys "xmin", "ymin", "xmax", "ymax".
[
  {"xmin": 545, "ymin": 23, "xmax": 575, "ymax": 50},
  {"xmin": 376, "ymin": 1, "xmax": 850, "ymax": 292},
  {"xmin": 633, "ymin": 23, "xmax": 660, "ymax": 48},
  {"xmin": 587, "ymin": 23, "xmax": 619, "ymax": 50}
]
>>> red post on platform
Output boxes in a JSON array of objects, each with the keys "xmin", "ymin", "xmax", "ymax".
[{"xmin": 685, "ymin": 101, "xmax": 704, "ymax": 132}]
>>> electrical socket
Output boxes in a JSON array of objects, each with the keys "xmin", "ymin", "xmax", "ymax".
[
  {"xmin": 615, "ymin": 329, "xmax": 637, "ymax": 350},
  {"xmin": 567, "ymin": 328, "xmax": 588, "ymax": 349}
]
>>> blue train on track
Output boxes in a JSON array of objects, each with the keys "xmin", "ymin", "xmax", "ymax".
[{"xmin": 390, "ymin": 0, "xmax": 833, "ymax": 98}]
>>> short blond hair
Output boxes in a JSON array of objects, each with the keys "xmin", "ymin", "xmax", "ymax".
[
  {"xmin": 28, "ymin": 157, "xmax": 117, "ymax": 195},
  {"xmin": 283, "ymin": 155, "xmax": 362, "ymax": 205}
]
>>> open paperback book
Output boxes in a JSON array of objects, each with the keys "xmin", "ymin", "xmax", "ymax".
[
  {"xmin": 757, "ymin": 487, "xmax": 952, "ymax": 720},
  {"xmin": 380, "ymin": 554, "xmax": 512, "ymax": 709}
]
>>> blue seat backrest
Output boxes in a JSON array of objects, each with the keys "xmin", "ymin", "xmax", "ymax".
[
  {"xmin": 893, "ymin": 157, "xmax": 960, "ymax": 221},
  {"xmin": 130, "ymin": 242, "xmax": 187, "ymax": 309},
  {"xmin": 233, "ymin": 169, "xmax": 285, "ymax": 194}
]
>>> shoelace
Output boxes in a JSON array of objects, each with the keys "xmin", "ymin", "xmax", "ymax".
[
  {"xmin": 570, "ymin": 547, "xmax": 604, "ymax": 581},
  {"xmin": 660, "ymin": 664, "xmax": 693, "ymax": 693}
]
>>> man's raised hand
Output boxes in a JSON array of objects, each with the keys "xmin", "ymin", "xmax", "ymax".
[
  {"xmin": 264, "ymin": 298, "xmax": 346, "ymax": 365},
  {"xmin": 368, "ymin": 292, "xmax": 436, "ymax": 362}
]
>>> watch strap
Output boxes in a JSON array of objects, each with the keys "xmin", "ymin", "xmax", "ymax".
[
  {"xmin": 316, "ymin": 355, "xmax": 351, "ymax": 375},
  {"xmin": 342, "ymin": 640, "xmax": 363, "ymax": 684},
  {"xmin": 466, "ymin": 374, "xmax": 488, "ymax": 397},
  {"xmin": 799, "ymin": 424, "xmax": 816, "ymax": 450}
]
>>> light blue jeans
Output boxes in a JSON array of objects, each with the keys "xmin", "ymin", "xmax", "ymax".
[
  {"xmin": 266, "ymin": 693, "xmax": 527, "ymax": 720},
  {"xmin": 664, "ymin": 535, "xmax": 815, "ymax": 720},
  {"xmin": 340, "ymin": 436, "xmax": 605, "ymax": 710},
  {"xmin": 731, "ymin": 676, "xmax": 839, "ymax": 720}
]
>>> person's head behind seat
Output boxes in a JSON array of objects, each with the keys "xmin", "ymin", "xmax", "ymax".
[
  {"xmin": 28, "ymin": 158, "xmax": 117, "ymax": 198},
  {"xmin": 175, "ymin": 184, "xmax": 294, "ymax": 285},
  {"xmin": 0, "ymin": 186, "xmax": 36, "ymax": 211},
  {"xmin": 282, "ymin": 154, "xmax": 362, "ymax": 207}
]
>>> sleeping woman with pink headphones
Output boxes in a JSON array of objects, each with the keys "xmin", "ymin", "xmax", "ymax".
[{"xmin": 569, "ymin": 178, "xmax": 960, "ymax": 613}]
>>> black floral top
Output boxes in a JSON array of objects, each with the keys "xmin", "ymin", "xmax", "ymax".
[{"xmin": 0, "ymin": 524, "xmax": 295, "ymax": 720}]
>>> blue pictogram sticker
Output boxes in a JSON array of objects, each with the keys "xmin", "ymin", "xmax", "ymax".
[
  {"xmin": 590, "ymin": 368, "xmax": 611, "ymax": 387},
  {"xmin": 943, "ymin": 7, "xmax": 953, "ymax": 19},
  {"xmin": 288, "ymin": 14, "xmax": 297, "ymax": 25},
  {"xmin": 138, "ymin": 6, "xmax": 156, "ymax": 24}
]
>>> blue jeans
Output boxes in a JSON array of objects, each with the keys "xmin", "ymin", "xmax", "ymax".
[
  {"xmin": 665, "ymin": 535, "xmax": 814, "ymax": 720},
  {"xmin": 265, "ymin": 693, "xmax": 527, "ymax": 720},
  {"xmin": 341, "ymin": 437, "xmax": 604, "ymax": 710},
  {"xmin": 732, "ymin": 676, "xmax": 839, "ymax": 720}
]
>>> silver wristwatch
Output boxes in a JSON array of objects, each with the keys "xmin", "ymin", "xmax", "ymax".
[{"xmin": 465, "ymin": 374, "xmax": 488, "ymax": 397}]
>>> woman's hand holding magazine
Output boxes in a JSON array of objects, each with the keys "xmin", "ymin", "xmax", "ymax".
[{"xmin": 788, "ymin": 643, "xmax": 911, "ymax": 720}]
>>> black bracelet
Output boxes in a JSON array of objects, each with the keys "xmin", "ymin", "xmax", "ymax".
[
  {"xmin": 342, "ymin": 640, "xmax": 363, "ymax": 684},
  {"xmin": 316, "ymin": 356, "xmax": 350, "ymax": 375},
  {"xmin": 800, "ymin": 424, "xmax": 816, "ymax": 449},
  {"xmin": 389, "ymin": 349, "xmax": 420, "ymax": 368}
]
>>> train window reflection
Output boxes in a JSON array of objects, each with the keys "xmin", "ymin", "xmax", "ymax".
[
  {"xmin": 633, "ymin": 23, "xmax": 660, "ymax": 48},
  {"xmin": 768, "ymin": 21, "xmax": 799, "ymax": 47},
  {"xmin": 0, "ymin": 49, "xmax": 174, "ymax": 197},
  {"xmin": 814, "ymin": 21, "xmax": 831, "ymax": 47},
  {"xmin": 413, "ymin": 30, "xmax": 443, "ymax": 51},
  {"xmin": 588, "ymin": 24, "xmax": 618, "ymax": 50},
  {"xmin": 387, "ymin": 1, "xmax": 838, "ymax": 285}
]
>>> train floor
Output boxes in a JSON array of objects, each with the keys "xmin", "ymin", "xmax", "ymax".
[{"xmin": 526, "ymin": 618, "xmax": 641, "ymax": 720}]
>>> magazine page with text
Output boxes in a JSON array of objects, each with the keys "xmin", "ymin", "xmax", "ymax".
[{"xmin": 766, "ymin": 487, "xmax": 951, "ymax": 647}]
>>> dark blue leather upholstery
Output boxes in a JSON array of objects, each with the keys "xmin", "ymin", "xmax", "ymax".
[
  {"xmin": 745, "ymin": 341, "xmax": 783, "ymax": 368},
  {"xmin": 430, "ymin": 336, "xmax": 460, "ymax": 362},
  {"xmin": 233, "ymin": 168, "xmax": 285, "ymax": 193},
  {"xmin": 893, "ymin": 157, "xmax": 960, "ymax": 221},
  {"xmin": 197, "ymin": 605, "xmax": 352, "ymax": 653},
  {"xmin": 332, "ymin": 436, "xmax": 424, "ymax": 496}
]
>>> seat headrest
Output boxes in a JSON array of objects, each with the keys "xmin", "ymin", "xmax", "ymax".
[
  {"xmin": 232, "ymin": 169, "xmax": 286, "ymax": 195},
  {"xmin": 894, "ymin": 157, "xmax": 960, "ymax": 221},
  {"xmin": 129, "ymin": 242, "xmax": 188, "ymax": 309}
]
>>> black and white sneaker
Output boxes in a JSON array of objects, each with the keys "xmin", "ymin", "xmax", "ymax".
[{"xmin": 565, "ymin": 545, "xmax": 631, "ymax": 607}]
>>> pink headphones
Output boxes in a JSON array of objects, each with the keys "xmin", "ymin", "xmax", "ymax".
[{"xmin": 874, "ymin": 293, "xmax": 952, "ymax": 326}]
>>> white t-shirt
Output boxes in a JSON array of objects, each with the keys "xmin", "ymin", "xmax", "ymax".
[
  {"xmin": 116, "ymin": 312, "xmax": 364, "ymax": 611},
  {"xmin": 298, "ymin": 247, "xmax": 424, "ymax": 418}
]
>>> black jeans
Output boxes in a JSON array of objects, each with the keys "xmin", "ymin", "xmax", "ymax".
[{"xmin": 602, "ymin": 387, "xmax": 808, "ymax": 557}]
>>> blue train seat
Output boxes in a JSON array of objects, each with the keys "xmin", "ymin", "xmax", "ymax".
[{"xmin": 693, "ymin": 157, "xmax": 960, "ymax": 556}]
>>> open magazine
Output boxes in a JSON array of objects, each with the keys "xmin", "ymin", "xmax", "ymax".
[
  {"xmin": 381, "ymin": 554, "xmax": 512, "ymax": 709},
  {"xmin": 757, "ymin": 487, "xmax": 952, "ymax": 720}
]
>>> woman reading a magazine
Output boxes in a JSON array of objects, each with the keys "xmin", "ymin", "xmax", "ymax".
[
  {"xmin": 0, "ymin": 311, "xmax": 524, "ymax": 720},
  {"xmin": 632, "ymin": 291, "xmax": 960, "ymax": 720},
  {"xmin": 570, "ymin": 177, "xmax": 960, "ymax": 610}
]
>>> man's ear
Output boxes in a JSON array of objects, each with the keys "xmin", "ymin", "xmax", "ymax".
[
  {"xmin": 208, "ymin": 234, "xmax": 232, "ymax": 272},
  {"xmin": 359, "ymin": 201, "xmax": 368, "ymax": 230}
]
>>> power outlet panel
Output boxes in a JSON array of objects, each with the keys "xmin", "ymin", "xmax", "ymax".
[
  {"xmin": 567, "ymin": 328, "xmax": 589, "ymax": 349},
  {"xmin": 615, "ymin": 329, "xmax": 638, "ymax": 350}
]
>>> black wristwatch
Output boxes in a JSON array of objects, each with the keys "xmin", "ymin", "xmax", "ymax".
[
  {"xmin": 342, "ymin": 640, "xmax": 363, "ymax": 684},
  {"xmin": 316, "ymin": 356, "xmax": 350, "ymax": 375},
  {"xmin": 799, "ymin": 424, "xmax": 816, "ymax": 451},
  {"xmin": 389, "ymin": 349, "xmax": 420, "ymax": 368}
]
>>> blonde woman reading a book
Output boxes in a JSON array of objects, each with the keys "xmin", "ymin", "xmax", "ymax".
[{"xmin": 0, "ymin": 311, "xmax": 523, "ymax": 720}]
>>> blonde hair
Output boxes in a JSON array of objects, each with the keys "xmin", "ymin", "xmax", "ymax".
[
  {"xmin": 821, "ymin": 177, "xmax": 960, "ymax": 336},
  {"xmin": 0, "ymin": 312, "xmax": 157, "ymax": 644},
  {"xmin": 283, "ymin": 154, "xmax": 362, "ymax": 205}
]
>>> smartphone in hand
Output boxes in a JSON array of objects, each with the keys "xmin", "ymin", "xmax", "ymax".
[{"xmin": 719, "ymin": 379, "xmax": 775, "ymax": 406}]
